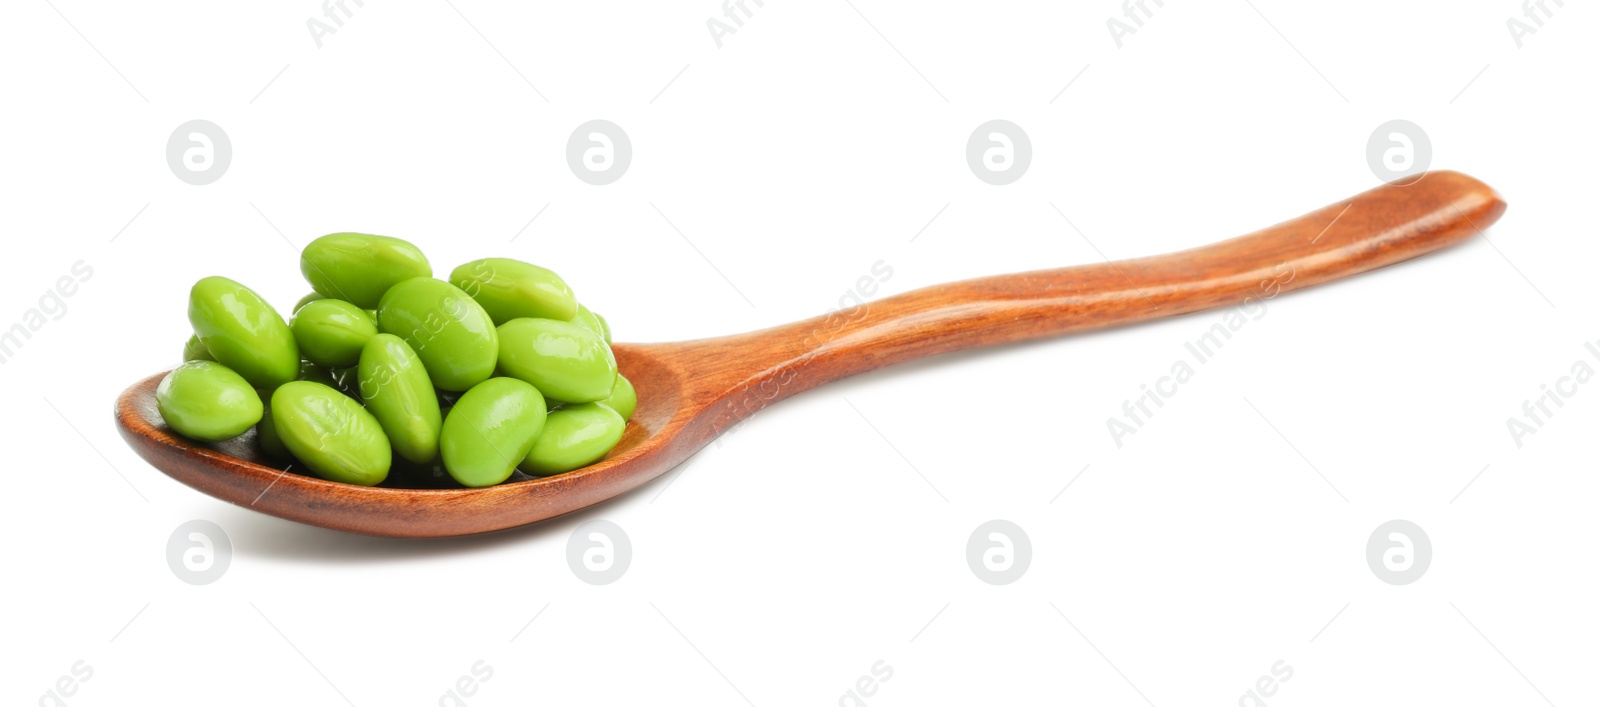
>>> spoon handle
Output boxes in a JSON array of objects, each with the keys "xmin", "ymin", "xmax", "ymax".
[{"xmin": 690, "ymin": 171, "xmax": 1505, "ymax": 414}]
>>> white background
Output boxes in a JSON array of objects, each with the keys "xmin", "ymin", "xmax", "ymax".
[{"xmin": 3, "ymin": 1, "xmax": 1596, "ymax": 705}]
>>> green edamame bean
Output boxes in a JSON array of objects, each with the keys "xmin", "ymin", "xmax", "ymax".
[
  {"xmin": 450, "ymin": 258, "xmax": 578, "ymax": 325},
  {"xmin": 358, "ymin": 334, "xmax": 442, "ymax": 464},
  {"xmin": 301, "ymin": 233, "xmax": 432, "ymax": 308},
  {"xmin": 291, "ymin": 299, "xmax": 378, "ymax": 368},
  {"xmin": 519, "ymin": 402, "xmax": 625, "ymax": 476},
  {"xmin": 376, "ymin": 278, "xmax": 499, "ymax": 392},
  {"xmin": 599, "ymin": 373, "xmax": 636, "ymax": 421},
  {"xmin": 439, "ymin": 377, "xmax": 547, "ymax": 487},
  {"xmin": 188, "ymin": 276, "xmax": 299, "ymax": 389},
  {"xmin": 292, "ymin": 294, "xmax": 372, "ymax": 323},
  {"xmin": 292, "ymin": 292, "xmax": 325, "ymax": 314},
  {"xmin": 271, "ymin": 381, "xmax": 391, "ymax": 486},
  {"xmin": 496, "ymin": 318, "xmax": 616, "ymax": 403},
  {"xmin": 569, "ymin": 304, "xmax": 610, "ymax": 344},
  {"xmin": 156, "ymin": 361, "xmax": 263, "ymax": 442},
  {"xmin": 182, "ymin": 334, "xmax": 214, "ymax": 362}
]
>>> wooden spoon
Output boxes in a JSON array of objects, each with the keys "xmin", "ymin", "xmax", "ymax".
[{"xmin": 115, "ymin": 171, "xmax": 1506, "ymax": 537}]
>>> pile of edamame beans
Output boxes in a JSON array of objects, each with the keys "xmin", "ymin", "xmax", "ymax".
[{"xmin": 156, "ymin": 233, "xmax": 637, "ymax": 488}]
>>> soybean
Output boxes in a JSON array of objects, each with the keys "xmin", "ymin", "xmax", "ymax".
[
  {"xmin": 182, "ymin": 334, "xmax": 214, "ymax": 362},
  {"xmin": 188, "ymin": 276, "xmax": 299, "ymax": 389},
  {"xmin": 358, "ymin": 334, "xmax": 442, "ymax": 465},
  {"xmin": 519, "ymin": 403, "xmax": 625, "ymax": 477},
  {"xmin": 292, "ymin": 299, "xmax": 378, "ymax": 368},
  {"xmin": 599, "ymin": 373, "xmax": 636, "ymax": 421},
  {"xmin": 439, "ymin": 377, "xmax": 547, "ymax": 487},
  {"xmin": 156, "ymin": 361, "xmax": 263, "ymax": 442},
  {"xmin": 271, "ymin": 381, "xmax": 391, "ymax": 486},
  {"xmin": 376, "ymin": 278, "xmax": 499, "ymax": 392},
  {"xmin": 301, "ymin": 233, "xmax": 432, "ymax": 308},
  {"xmin": 450, "ymin": 258, "xmax": 577, "ymax": 325},
  {"xmin": 292, "ymin": 292, "xmax": 326, "ymax": 314},
  {"xmin": 569, "ymin": 304, "xmax": 611, "ymax": 344},
  {"xmin": 496, "ymin": 318, "xmax": 616, "ymax": 403}
]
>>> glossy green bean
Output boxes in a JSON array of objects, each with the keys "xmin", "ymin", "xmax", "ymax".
[
  {"xmin": 450, "ymin": 258, "xmax": 577, "ymax": 325},
  {"xmin": 376, "ymin": 278, "xmax": 499, "ymax": 392},
  {"xmin": 519, "ymin": 402, "xmax": 625, "ymax": 476},
  {"xmin": 271, "ymin": 381, "xmax": 391, "ymax": 486},
  {"xmin": 156, "ymin": 361, "xmax": 263, "ymax": 442},
  {"xmin": 599, "ymin": 373, "xmax": 636, "ymax": 421},
  {"xmin": 358, "ymin": 334, "xmax": 442, "ymax": 464},
  {"xmin": 439, "ymin": 377, "xmax": 547, "ymax": 487},
  {"xmin": 292, "ymin": 299, "xmax": 378, "ymax": 368},
  {"xmin": 182, "ymin": 334, "xmax": 214, "ymax": 362},
  {"xmin": 496, "ymin": 317, "xmax": 616, "ymax": 403},
  {"xmin": 188, "ymin": 276, "xmax": 299, "ymax": 389},
  {"xmin": 301, "ymin": 233, "xmax": 432, "ymax": 308}
]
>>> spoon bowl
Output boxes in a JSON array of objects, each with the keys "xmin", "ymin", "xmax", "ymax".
[
  {"xmin": 117, "ymin": 342, "xmax": 704, "ymax": 537},
  {"xmin": 116, "ymin": 171, "xmax": 1507, "ymax": 537}
]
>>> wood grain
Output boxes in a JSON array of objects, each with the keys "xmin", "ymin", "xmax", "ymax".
[{"xmin": 115, "ymin": 171, "xmax": 1506, "ymax": 537}]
